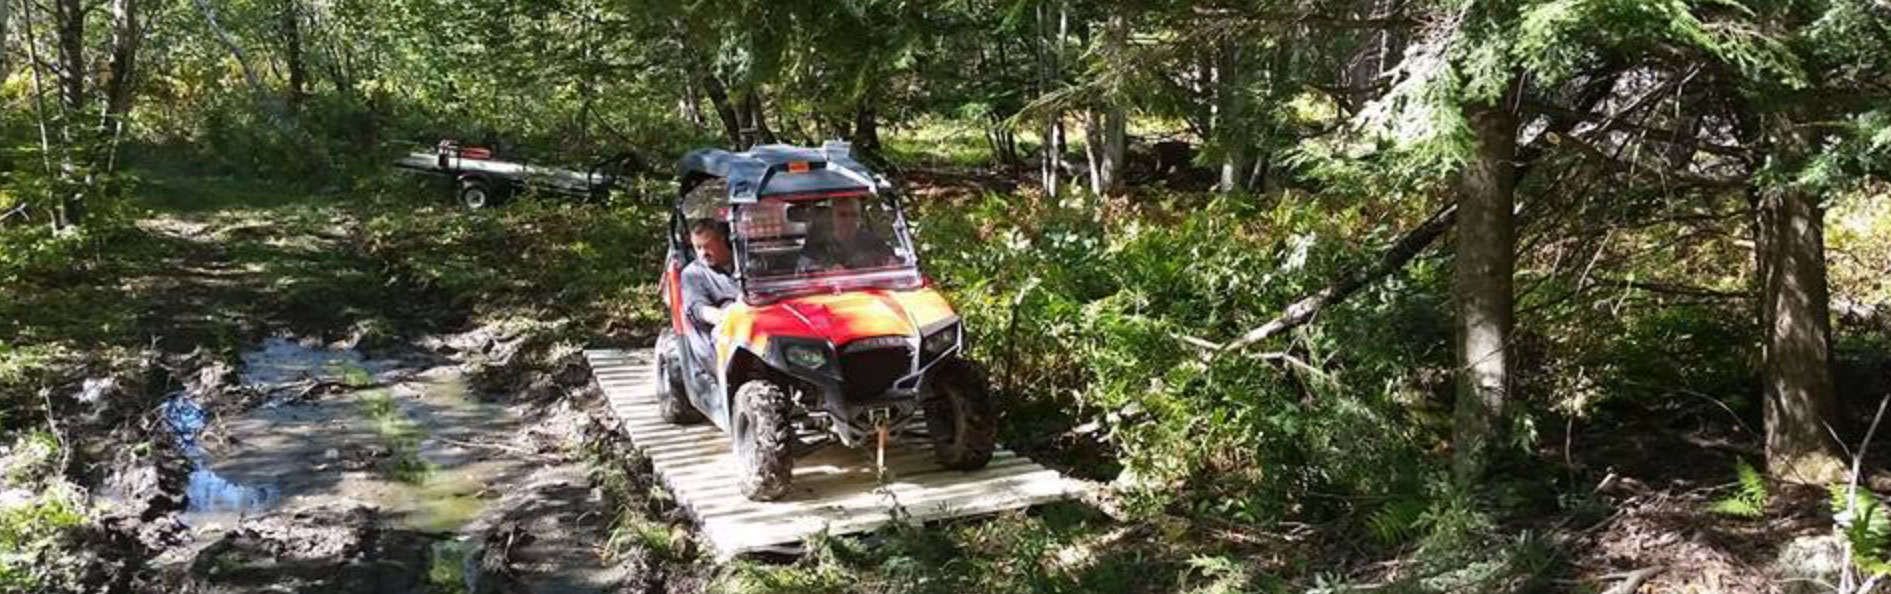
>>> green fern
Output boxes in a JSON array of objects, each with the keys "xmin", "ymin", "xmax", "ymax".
[
  {"xmin": 1709, "ymin": 458, "xmax": 1768, "ymax": 518},
  {"xmin": 1366, "ymin": 498, "xmax": 1429, "ymax": 546},
  {"xmin": 1829, "ymin": 485, "xmax": 1891, "ymax": 577}
]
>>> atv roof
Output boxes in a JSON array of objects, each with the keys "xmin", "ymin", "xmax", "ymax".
[{"xmin": 676, "ymin": 141, "xmax": 884, "ymax": 204}]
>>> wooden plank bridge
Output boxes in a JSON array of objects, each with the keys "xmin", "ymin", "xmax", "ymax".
[{"xmin": 584, "ymin": 348, "xmax": 1088, "ymax": 560}]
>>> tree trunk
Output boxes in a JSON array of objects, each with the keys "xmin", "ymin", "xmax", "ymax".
[
  {"xmin": 1036, "ymin": 1, "xmax": 1067, "ymax": 197},
  {"xmin": 104, "ymin": 0, "xmax": 142, "ymax": 120},
  {"xmin": 699, "ymin": 74, "xmax": 742, "ymax": 147},
  {"xmin": 48, "ymin": 0, "xmax": 87, "ymax": 229},
  {"xmin": 191, "ymin": 0, "xmax": 269, "ymax": 100},
  {"xmin": 100, "ymin": 0, "xmax": 141, "ymax": 173},
  {"xmin": 1756, "ymin": 186, "xmax": 1846, "ymax": 483},
  {"xmin": 1084, "ymin": 15, "xmax": 1127, "ymax": 196},
  {"xmin": 1256, "ymin": 33, "xmax": 1296, "ymax": 193},
  {"xmin": 281, "ymin": 0, "xmax": 307, "ymax": 111},
  {"xmin": 1, "ymin": 0, "xmax": 11, "ymax": 77},
  {"xmin": 680, "ymin": 72, "xmax": 702, "ymax": 125},
  {"xmin": 1451, "ymin": 97, "xmax": 1519, "ymax": 484},
  {"xmin": 1085, "ymin": 106, "xmax": 1125, "ymax": 196},
  {"xmin": 740, "ymin": 90, "xmax": 776, "ymax": 146},
  {"xmin": 53, "ymin": 0, "xmax": 84, "ymax": 112},
  {"xmin": 1214, "ymin": 41, "xmax": 1249, "ymax": 193},
  {"xmin": 851, "ymin": 99, "xmax": 881, "ymax": 160}
]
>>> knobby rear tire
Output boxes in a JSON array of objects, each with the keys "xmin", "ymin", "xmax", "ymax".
[{"xmin": 654, "ymin": 335, "xmax": 703, "ymax": 425}]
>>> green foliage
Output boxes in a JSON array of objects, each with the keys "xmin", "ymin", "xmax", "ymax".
[
  {"xmin": 425, "ymin": 541, "xmax": 472, "ymax": 594},
  {"xmin": 1830, "ymin": 485, "xmax": 1891, "ymax": 577},
  {"xmin": 0, "ymin": 433, "xmax": 63, "ymax": 489},
  {"xmin": 0, "ymin": 482, "xmax": 88, "ymax": 593},
  {"xmin": 360, "ymin": 189, "xmax": 668, "ymax": 332},
  {"xmin": 606, "ymin": 513, "xmax": 680, "ymax": 561},
  {"xmin": 916, "ymin": 190, "xmax": 1450, "ymax": 532},
  {"xmin": 1367, "ymin": 498, "xmax": 1431, "ymax": 546},
  {"xmin": 360, "ymin": 390, "xmax": 433, "ymax": 484},
  {"xmin": 1710, "ymin": 458, "xmax": 1769, "ymax": 518}
]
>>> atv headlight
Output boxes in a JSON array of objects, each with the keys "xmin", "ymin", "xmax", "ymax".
[
  {"xmin": 921, "ymin": 323, "xmax": 959, "ymax": 361},
  {"xmin": 784, "ymin": 343, "xmax": 829, "ymax": 369}
]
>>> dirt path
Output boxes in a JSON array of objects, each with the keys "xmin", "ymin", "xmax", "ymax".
[{"xmin": 95, "ymin": 206, "xmax": 631, "ymax": 593}]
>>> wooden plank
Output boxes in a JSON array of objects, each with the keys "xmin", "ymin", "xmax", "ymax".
[{"xmin": 585, "ymin": 348, "xmax": 1089, "ymax": 559}]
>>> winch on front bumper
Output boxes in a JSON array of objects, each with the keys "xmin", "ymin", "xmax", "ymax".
[{"xmin": 768, "ymin": 328, "xmax": 959, "ymax": 447}]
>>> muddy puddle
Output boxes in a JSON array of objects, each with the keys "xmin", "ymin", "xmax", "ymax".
[{"xmin": 163, "ymin": 338, "xmax": 539, "ymax": 538}]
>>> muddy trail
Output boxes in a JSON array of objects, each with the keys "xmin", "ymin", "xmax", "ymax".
[{"xmin": 71, "ymin": 208, "xmax": 653, "ymax": 594}]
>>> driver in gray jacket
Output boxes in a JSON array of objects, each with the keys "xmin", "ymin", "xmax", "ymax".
[{"xmin": 680, "ymin": 219, "xmax": 738, "ymax": 374}]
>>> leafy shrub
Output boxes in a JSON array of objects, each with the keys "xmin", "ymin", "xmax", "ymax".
[
  {"xmin": 914, "ymin": 191, "xmax": 1450, "ymax": 530},
  {"xmin": 0, "ymin": 487, "xmax": 87, "ymax": 593},
  {"xmin": 0, "ymin": 435, "xmax": 90, "ymax": 594}
]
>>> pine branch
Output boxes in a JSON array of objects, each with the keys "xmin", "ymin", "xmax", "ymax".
[{"xmin": 1543, "ymin": 131, "xmax": 1746, "ymax": 189}]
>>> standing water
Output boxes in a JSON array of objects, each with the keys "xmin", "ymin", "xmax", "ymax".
[
  {"xmin": 161, "ymin": 395, "xmax": 280, "ymax": 517},
  {"xmin": 164, "ymin": 337, "xmax": 530, "ymax": 537}
]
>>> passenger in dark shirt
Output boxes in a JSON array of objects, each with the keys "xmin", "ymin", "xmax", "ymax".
[{"xmin": 799, "ymin": 197, "xmax": 895, "ymax": 271}]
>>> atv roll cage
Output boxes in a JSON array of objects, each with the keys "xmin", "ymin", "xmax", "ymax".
[{"xmin": 674, "ymin": 142, "xmax": 923, "ymax": 303}]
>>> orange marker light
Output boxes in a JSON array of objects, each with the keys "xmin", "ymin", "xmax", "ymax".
[{"xmin": 788, "ymin": 161, "xmax": 811, "ymax": 173}]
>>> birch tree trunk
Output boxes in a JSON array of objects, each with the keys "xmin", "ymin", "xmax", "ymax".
[
  {"xmin": 1085, "ymin": 15, "xmax": 1127, "ymax": 196},
  {"xmin": 104, "ymin": 0, "xmax": 141, "ymax": 119},
  {"xmin": 1037, "ymin": 2, "xmax": 1067, "ymax": 197},
  {"xmin": 1451, "ymin": 96, "xmax": 1519, "ymax": 484},
  {"xmin": 191, "ymin": 0, "xmax": 269, "ymax": 99},
  {"xmin": 100, "ymin": 0, "xmax": 141, "ymax": 173},
  {"xmin": 53, "ymin": 0, "xmax": 84, "ymax": 112}
]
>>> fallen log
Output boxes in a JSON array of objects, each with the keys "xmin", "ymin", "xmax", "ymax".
[
  {"xmin": 1220, "ymin": 203, "xmax": 1458, "ymax": 353},
  {"xmin": 1835, "ymin": 296, "xmax": 1891, "ymax": 334}
]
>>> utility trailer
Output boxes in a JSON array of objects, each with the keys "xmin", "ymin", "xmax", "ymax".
[{"xmin": 393, "ymin": 140, "xmax": 640, "ymax": 209}]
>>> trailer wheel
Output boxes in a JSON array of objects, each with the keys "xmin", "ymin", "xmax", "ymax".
[
  {"xmin": 733, "ymin": 379, "xmax": 794, "ymax": 501},
  {"xmin": 924, "ymin": 358, "xmax": 996, "ymax": 470},
  {"xmin": 457, "ymin": 177, "xmax": 497, "ymax": 210}
]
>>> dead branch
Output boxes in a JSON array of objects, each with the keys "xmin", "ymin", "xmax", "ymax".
[
  {"xmin": 1543, "ymin": 131, "xmax": 1745, "ymax": 188},
  {"xmin": 0, "ymin": 202, "xmax": 31, "ymax": 223},
  {"xmin": 1837, "ymin": 395, "xmax": 1890, "ymax": 594},
  {"xmin": 435, "ymin": 436, "xmax": 551, "ymax": 459},
  {"xmin": 1220, "ymin": 204, "xmax": 1458, "ymax": 353},
  {"xmin": 1601, "ymin": 566, "xmax": 1664, "ymax": 594},
  {"xmin": 1590, "ymin": 276, "xmax": 1750, "ymax": 300},
  {"xmin": 1835, "ymin": 297, "xmax": 1891, "ymax": 334}
]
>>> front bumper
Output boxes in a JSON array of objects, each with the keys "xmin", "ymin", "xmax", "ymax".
[{"xmin": 768, "ymin": 326, "xmax": 960, "ymax": 447}]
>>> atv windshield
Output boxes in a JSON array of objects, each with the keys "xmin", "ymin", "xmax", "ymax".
[{"xmin": 733, "ymin": 193, "xmax": 922, "ymax": 301}]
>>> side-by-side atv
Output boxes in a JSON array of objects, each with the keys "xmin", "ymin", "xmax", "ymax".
[{"xmin": 653, "ymin": 141, "xmax": 996, "ymax": 502}]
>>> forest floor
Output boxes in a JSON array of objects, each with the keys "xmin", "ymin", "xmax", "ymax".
[{"xmin": 8, "ymin": 159, "xmax": 1886, "ymax": 593}]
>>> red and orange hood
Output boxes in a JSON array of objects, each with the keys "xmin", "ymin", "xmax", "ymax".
[{"xmin": 720, "ymin": 287, "xmax": 957, "ymax": 353}]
